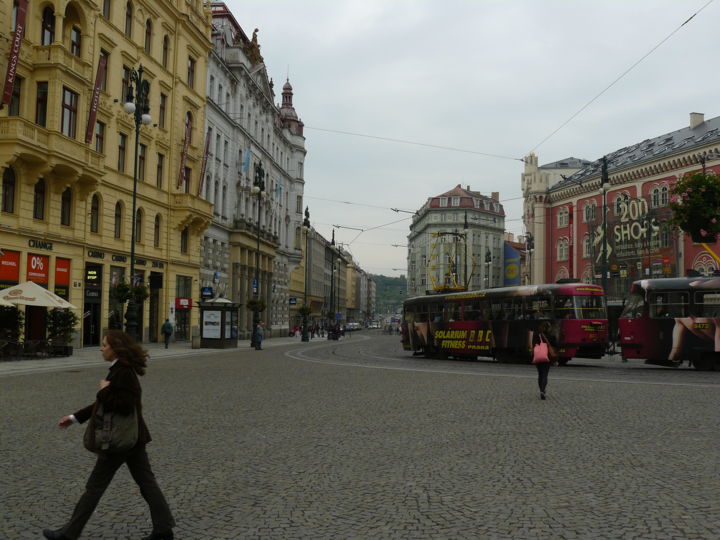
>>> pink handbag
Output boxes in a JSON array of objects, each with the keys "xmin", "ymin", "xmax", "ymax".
[{"xmin": 532, "ymin": 334, "xmax": 550, "ymax": 364}]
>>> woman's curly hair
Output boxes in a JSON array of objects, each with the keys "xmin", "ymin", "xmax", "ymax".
[{"xmin": 103, "ymin": 329, "xmax": 148, "ymax": 375}]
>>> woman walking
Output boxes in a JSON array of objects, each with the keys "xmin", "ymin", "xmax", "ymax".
[
  {"xmin": 43, "ymin": 330, "xmax": 175, "ymax": 540},
  {"xmin": 531, "ymin": 321, "xmax": 557, "ymax": 400}
]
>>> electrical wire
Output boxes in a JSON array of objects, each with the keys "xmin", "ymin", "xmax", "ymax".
[{"xmin": 530, "ymin": 0, "xmax": 715, "ymax": 153}]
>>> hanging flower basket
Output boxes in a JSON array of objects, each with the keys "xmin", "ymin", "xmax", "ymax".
[{"xmin": 668, "ymin": 171, "xmax": 720, "ymax": 243}]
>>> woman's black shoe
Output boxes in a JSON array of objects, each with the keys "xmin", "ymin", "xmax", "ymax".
[{"xmin": 43, "ymin": 530, "xmax": 70, "ymax": 540}]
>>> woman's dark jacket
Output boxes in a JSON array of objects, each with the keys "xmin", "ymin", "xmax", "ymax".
[{"xmin": 72, "ymin": 362, "xmax": 151, "ymax": 445}]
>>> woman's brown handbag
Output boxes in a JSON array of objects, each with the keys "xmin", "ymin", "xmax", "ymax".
[{"xmin": 83, "ymin": 402, "xmax": 139, "ymax": 453}]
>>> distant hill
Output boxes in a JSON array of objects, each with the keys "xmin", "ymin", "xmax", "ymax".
[{"xmin": 372, "ymin": 274, "xmax": 407, "ymax": 316}]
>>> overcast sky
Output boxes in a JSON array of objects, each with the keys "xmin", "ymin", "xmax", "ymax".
[{"xmin": 224, "ymin": 0, "xmax": 719, "ymax": 278}]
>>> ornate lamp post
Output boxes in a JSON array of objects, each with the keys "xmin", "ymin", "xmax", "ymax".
[
  {"xmin": 328, "ymin": 229, "xmax": 335, "ymax": 338},
  {"xmin": 122, "ymin": 65, "xmax": 151, "ymax": 342},
  {"xmin": 250, "ymin": 161, "xmax": 265, "ymax": 346},
  {"xmin": 485, "ymin": 248, "xmax": 492, "ymax": 289},
  {"xmin": 463, "ymin": 211, "xmax": 469, "ymax": 289},
  {"xmin": 301, "ymin": 207, "xmax": 311, "ymax": 342}
]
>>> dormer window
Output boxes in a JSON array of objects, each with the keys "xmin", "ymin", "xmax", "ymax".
[
  {"xmin": 451, "ymin": 197, "xmax": 460, "ymax": 207},
  {"xmin": 439, "ymin": 197, "xmax": 448, "ymax": 207}
]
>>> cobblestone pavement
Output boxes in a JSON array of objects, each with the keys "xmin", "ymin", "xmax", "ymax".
[{"xmin": 2, "ymin": 332, "xmax": 719, "ymax": 539}]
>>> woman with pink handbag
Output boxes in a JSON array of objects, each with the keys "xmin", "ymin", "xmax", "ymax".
[{"xmin": 532, "ymin": 321, "xmax": 557, "ymax": 400}]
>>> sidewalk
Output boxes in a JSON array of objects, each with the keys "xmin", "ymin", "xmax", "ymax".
[{"xmin": 0, "ymin": 334, "xmax": 310, "ymax": 377}]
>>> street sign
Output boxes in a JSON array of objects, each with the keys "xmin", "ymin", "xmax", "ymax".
[{"xmin": 335, "ymin": 312, "xmax": 342, "ymax": 320}]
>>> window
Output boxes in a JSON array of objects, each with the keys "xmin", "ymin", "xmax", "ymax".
[
  {"xmin": 114, "ymin": 201, "xmax": 122, "ymax": 238},
  {"xmin": 451, "ymin": 197, "xmax": 460, "ymax": 207},
  {"xmin": 180, "ymin": 227, "xmax": 189, "ymax": 253},
  {"xmin": 660, "ymin": 186, "xmax": 669, "ymax": 206},
  {"xmin": 154, "ymin": 214, "xmax": 161, "ymax": 247},
  {"xmin": 187, "ymin": 57, "xmax": 196, "ymax": 88},
  {"xmin": 41, "ymin": 7, "xmax": 55, "ymax": 45},
  {"xmin": 138, "ymin": 143, "xmax": 146, "ymax": 181},
  {"xmin": 33, "ymin": 179, "xmax": 46, "ymax": 220},
  {"xmin": 183, "ymin": 167, "xmax": 191, "ymax": 193},
  {"xmin": 70, "ymin": 26, "xmax": 81, "ymax": 56},
  {"xmin": 61, "ymin": 87, "xmax": 79, "ymax": 138},
  {"xmin": 12, "ymin": 0, "xmax": 18, "ymax": 29},
  {"xmin": 156, "ymin": 153, "xmax": 164, "ymax": 188},
  {"xmin": 296, "ymin": 195, "xmax": 302, "ymax": 213},
  {"xmin": 439, "ymin": 197, "xmax": 448, "ymax": 207},
  {"xmin": 2, "ymin": 167, "xmax": 16, "ymax": 213},
  {"xmin": 121, "ymin": 65, "xmax": 130, "ymax": 103},
  {"xmin": 34, "ymin": 82, "xmax": 48, "ymax": 126},
  {"xmin": 583, "ymin": 234, "xmax": 592, "ymax": 258},
  {"xmin": 614, "ymin": 193, "xmax": 629, "ymax": 216},
  {"xmin": 557, "ymin": 207, "xmax": 569, "ymax": 228},
  {"xmin": 99, "ymin": 50, "xmax": 109, "ymax": 91},
  {"xmin": 584, "ymin": 201, "xmax": 596, "ymax": 222},
  {"xmin": 159, "ymin": 93, "xmax": 167, "ymax": 128},
  {"xmin": 102, "ymin": 0, "xmax": 111, "ymax": 18},
  {"xmin": 60, "ymin": 188, "xmax": 72, "ymax": 226},
  {"xmin": 651, "ymin": 188, "xmax": 660, "ymax": 208},
  {"xmin": 124, "ymin": 1, "xmax": 133, "ymax": 37},
  {"xmin": 90, "ymin": 194, "xmax": 100, "ymax": 233},
  {"xmin": 209, "ymin": 76, "xmax": 214, "ymax": 100},
  {"xmin": 184, "ymin": 111, "xmax": 193, "ymax": 143},
  {"xmin": 118, "ymin": 132, "xmax": 127, "ymax": 172},
  {"xmin": 8, "ymin": 77, "xmax": 21, "ymax": 116},
  {"xmin": 95, "ymin": 121, "xmax": 105, "ymax": 153},
  {"xmin": 162, "ymin": 35, "xmax": 169, "ymax": 68},
  {"xmin": 144, "ymin": 19, "xmax": 152, "ymax": 53},
  {"xmin": 557, "ymin": 238, "xmax": 568, "ymax": 261},
  {"xmin": 135, "ymin": 209, "xmax": 143, "ymax": 243}
]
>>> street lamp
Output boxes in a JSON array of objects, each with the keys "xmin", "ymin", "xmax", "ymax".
[
  {"xmin": 485, "ymin": 248, "xmax": 492, "ymax": 289},
  {"xmin": 123, "ymin": 64, "xmax": 151, "ymax": 342},
  {"xmin": 302, "ymin": 207, "xmax": 311, "ymax": 342},
  {"xmin": 328, "ymin": 229, "xmax": 336, "ymax": 338},
  {"xmin": 600, "ymin": 156, "xmax": 609, "ymax": 296},
  {"xmin": 251, "ymin": 161, "xmax": 265, "ymax": 347},
  {"xmin": 463, "ymin": 211, "xmax": 469, "ymax": 289},
  {"xmin": 525, "ymin": 233, "xmax": 534, "ymax": 285}
]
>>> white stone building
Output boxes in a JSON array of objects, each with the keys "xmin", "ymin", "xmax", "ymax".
[{"xmin": 202, "ymin": 3, "xmax": 306, "ymax": 337}]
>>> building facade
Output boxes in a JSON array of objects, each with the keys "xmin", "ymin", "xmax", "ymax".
[
  {"xmin": 524, "ymin": 112, "xmax": 720, "ymax": 299},
  {"xmin": 0, "ymin": 0, "xmax": 213, "ymax": 345},
  {"xmin": 407, "ymin": 185, "xmax": 506, "ymax": 297},
  {"xmin": 203, "ymin": 3, "xmax": 305, "ymax": 338}
]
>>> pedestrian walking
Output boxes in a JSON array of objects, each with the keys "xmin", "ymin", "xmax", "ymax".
[
  {"xmin": 43, "ymin": 330, "xmax": 175, "ymax": 540},
  {"xmin": 254, "ymin": 321, "xmax": 264, "ymax": 350},
  {"xmin": 531, "ymin": 321, "xmax": 557, "ymax": 400},
  {"xmin": 161, "ymin": 318, "xmax": 173, "ymax": 349}
]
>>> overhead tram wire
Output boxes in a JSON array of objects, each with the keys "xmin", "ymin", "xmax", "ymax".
[
  {"xmin": 305, "ymin": 126, "xmax": 523, "ymax": 162},
  {"xmin": 530, "ymin": 0, "xmax": 715, "ymax": 153}
]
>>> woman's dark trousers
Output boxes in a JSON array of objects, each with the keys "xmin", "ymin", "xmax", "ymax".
[
  {"xmin": 60, "ymin": 444, "xmax": 175, "ymax": 539},
  {"xmin": 535, "ymin": 362, "xmax": 551, "ymax": 393}
]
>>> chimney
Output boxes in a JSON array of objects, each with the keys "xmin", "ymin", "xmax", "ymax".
[
  {"xmin": 466, "ymin": 185, "xmax": 470, "ymax": 191},
  {"xmin": 690, "ymin": 112, "xmax": 704, "ymax": 129},
  {"xmin": 491, "ymin": 192, "xmax": 499, "ymax": 201}
]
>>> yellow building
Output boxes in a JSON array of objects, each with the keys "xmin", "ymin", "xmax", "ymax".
[{"xmin": 0, "ymin": 0, "xmax": 212, "ymax": 346}]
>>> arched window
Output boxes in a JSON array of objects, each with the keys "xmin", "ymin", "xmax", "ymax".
[
  {"xmin": 2, "ymin": 167, "xmax": 16, "ymax": 213},
  {"xmin": 557, "ymin": 207, "xmax": 569, "ymax": 228},
  {"xmin": 90, "ymin": 194, "xmax": 100, "ymax": 233},
  {"xmin": 153, "ymin": 214, "xmax": 161, "ymax": 247},
  {"xmin": 41, "ymin": 7, "xmax": 55, "ymax": 45},
  {"xmin": 162, "ymin": 35, "xmax": 170, "ymax": 68},
  {"xmin": 557, "ymin": 238, "xmax": 568, "ymax": 261},
  {"xmin": 60, "ymin": 188, "xmax": 72, "ymax": 226},
  {"xmin": 33, "ymin": 179, "xmax": 46, "ymax": 220},
  {"xmin": 144, "ymin": 19, "xmax": 152, "ymax": 53},
  {"xmin": 124, "ymin": 1, "xmax": 133, "ymax": 37},
  {"xmin": 660, "ymin": 186, "xmax": 669, "ymax": 206},
  {"xmin": 651, "ymin": 188, "xmax": 660, "ymax": 208},
  {"xmin": 614, "ymin": 193, "xmax": 629, "ymax": 216},
  {"xmin": 135, "ymin": 208, "xmax": 143, "ymax": 243},
  {"xmin": 213, "ymin": 180, "xmax": 219, "ymax": 211},
  {"xmin": 114, "ymin": 201, "xmax": 122, "ymax": 238},
  {"xmin": 180, "ymin": 227, "xmax": 189, "ymax": 253}
]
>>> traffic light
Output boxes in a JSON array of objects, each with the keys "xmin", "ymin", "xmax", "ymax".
[{"xmin": 526, "ymin": 233, "xmax": 534, "ymax": 251}]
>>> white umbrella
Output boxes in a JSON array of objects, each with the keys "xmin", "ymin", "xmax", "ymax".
[
  {"xmin": 0, "ymin": 297, "xmax": 13, "ymax": 307},
  {"xmin": 0, "ymin": 281, "xmax": 77, "ymax": 309}
]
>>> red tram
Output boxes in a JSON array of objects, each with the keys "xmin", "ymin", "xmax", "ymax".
[
  {"xmin": 401, "ymin": 283, "xmax": 607, "ymax": 364},
  {"xmin": 618, "ymin": 277, "xmax": 720, "ymax": 370}
]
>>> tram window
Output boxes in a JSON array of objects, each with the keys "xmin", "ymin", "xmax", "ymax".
[
  {"xmin": 620, "ymin": 294, "xmax": 644, "ymax": 318},
  {"xmin": 554, "ymin": 295, "xmax": 575, "ymax": 319},
  {"xmin": 490, "ymin": 300, "xmax": 503, "ymax": 320},
  {"xmin": 444, "ymin": 302, "xmax": 461, "ymax": 321},
  {"xmin": 694, "ymin": 292, "xmax": 720, "ymax": 317},
  {"xmin": 464, "ymin": 300, "xmax": 480, "ymax": 321},
  {"xmin": 526, "ymin": 296, "xmax": 551, "ymax": 319},
  {"xmin": 649, "ymin": 292, "xmax": 688, "ymax": 318},
  {"xmin": 573, "ymin": 295, "xmax": 605, "ymax": 319}
]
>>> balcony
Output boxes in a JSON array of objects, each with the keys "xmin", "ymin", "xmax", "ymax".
[
  {"xmin": 170, "ymin": 192, "xmax": 213, "ymax": 233},
  {"xmin": 33, "ymin": 44, "xmax": 92, "ymax": 81}
]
